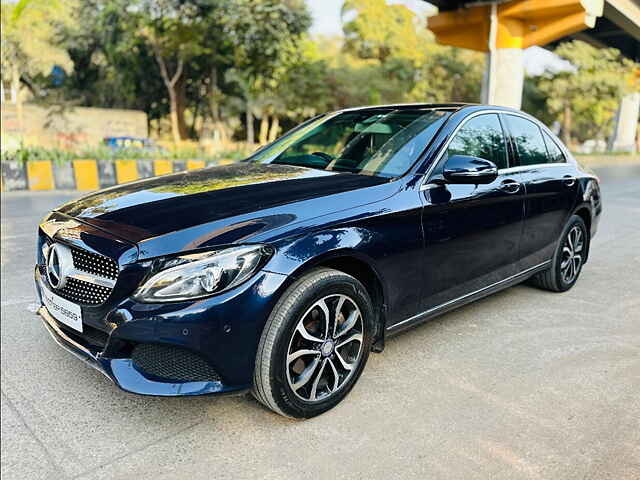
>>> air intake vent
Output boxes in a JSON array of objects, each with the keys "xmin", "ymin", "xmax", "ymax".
[{"xmin": 132, "ymin": 344, "xmax": 221, "ymax": 383}]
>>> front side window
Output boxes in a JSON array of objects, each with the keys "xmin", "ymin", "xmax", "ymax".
[
  {"xmin": 249, "ymin": 109, "xmax": 451, "ymax": 178},
  {"xmin": 446, "ymin": 114, "xmax": 508, "ymax": 169},
  {"xmin": 543, "ymin": 131, "xmax": 566, "ymax": 163},
  {"xmin": 505, "ymin": 115, "xmax": 548, "ymax": 166}
]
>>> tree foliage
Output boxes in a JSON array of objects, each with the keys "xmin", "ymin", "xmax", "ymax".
[
  {"xmin": 220, "ymin": 0, "xmax": 311, "ymax": 143},
  {"xmin": 342, "ymin": 0, "xmax": 425, "ymax": 64},
  {"xmin": 533, "ymin": 41, "xmax": 637, "ymax": 145}
]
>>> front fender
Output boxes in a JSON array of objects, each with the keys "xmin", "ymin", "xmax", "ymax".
[{"xmin": 264, "ymin": 227, "xmax": 380, "ymax": 278}]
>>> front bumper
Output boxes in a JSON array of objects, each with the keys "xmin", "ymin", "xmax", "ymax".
[
  {"xmin": 38, "ymin": 306, "xmax": 233, "ymax": 395},
  {"xmin": 36, "ymin": 268, "xmax": 290, "ymax": 396}
]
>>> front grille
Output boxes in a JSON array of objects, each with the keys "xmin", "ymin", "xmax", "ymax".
[
  {"xmin": 39, "ymin": 240, "xmax": 118, "ymax": 306},
  {"xmin": 132, "ymin": 344, "xmax": 221, "ymax": 383},
  {"xmin": 70, "ymin": 247, "xmax": 118, "ymax": 280}
]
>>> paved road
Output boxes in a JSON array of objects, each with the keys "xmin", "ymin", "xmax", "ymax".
[{"xmin": 2, "ymin": 165, "xmax": 639, "ymax": 480}]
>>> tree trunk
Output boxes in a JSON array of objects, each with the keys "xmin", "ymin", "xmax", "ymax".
[
  {"xmin": 152, "ymin": 45, "xmax": 185, "ymax": 143},
  {"xmin": 11, "ymin": 65, "xmax": 23, "ymax": 132},
  {"xmin": 246, "ymin": 99, "xmax": 255, "ymax": 144},
  {"xmin": 209, "ymin": 68, "xmax": 220, "ymax": 122},
  {"xmin": 258, "ymin": 113, "xmax": 269, "ymax": 145},
  {"xmin": 168, "ymin": 89, "xmax": 181, "ymax": 143},
  {"xmin": 176, "ymin": 78, "xmax": 188, "ymax": 140},
  {"xmin": 561, "ymin": 102, "xmax": 572, "ymax": 147},
  {"xmin": 268, "ymin": 116, "xmax": 280, "ymax": 142}
]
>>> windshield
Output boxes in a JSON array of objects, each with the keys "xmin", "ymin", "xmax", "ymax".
[{"xmin": 248, "ymin": 108, "xmax": 451, "ymax": 178}]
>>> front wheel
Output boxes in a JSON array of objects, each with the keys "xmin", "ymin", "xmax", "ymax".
[
  {"xmin": 529, "ymin": 215, "xmax": 589, "ymax": 292},
  {"xmin": 252, "ymin": 268, "xmax": 374, "ymax": 418}
]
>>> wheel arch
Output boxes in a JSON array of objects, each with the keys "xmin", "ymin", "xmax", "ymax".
[
  {"xmin": 572, "ymin": 205, "xmax": 592, "ymax": 263},
  {"xmin": 273, "ymin": 249, "xmax": 388, "ymax": 353}
]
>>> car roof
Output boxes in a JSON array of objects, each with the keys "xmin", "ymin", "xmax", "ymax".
[
  {"xmin": 337, "ymin": 103, "xmax": 470, "ymax": 113},
  {"xmin": 335, "ymin": 103, "xmax": 527, "ymax": 115}
]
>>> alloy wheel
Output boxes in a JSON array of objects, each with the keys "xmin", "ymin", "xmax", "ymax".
[
  {"xmin": 286, "ymin": 294, "xmax": 364, "ymax": 403},
  {"xmin": 560, "ymin": 225, "xmax": 584, "ymax": 284}
]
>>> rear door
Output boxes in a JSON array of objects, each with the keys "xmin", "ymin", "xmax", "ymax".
[
  {"xmin": 420, "ymin": 113, "xmax": 525, "ymax": 310},
  {"xmin": 502, "ymin": 114, "xmax": 578, "ymax": 270}
]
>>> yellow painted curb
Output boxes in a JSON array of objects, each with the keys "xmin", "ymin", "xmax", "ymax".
[
  {"xmin": 187, "ymin": 159, "xmax": 205, "ymax": 170},
  {"xmin": 154, "ymin": 159, "xmax": 173, "ymax": 176},
  {"xmin": 115, "ymin": 159, "xmax": 138, "ymax": 184},
  {"xmin": 73, "ymin": 159, "xmax": 99, "ymax": 191},
  {"xmin": 27, "ymin": 161, "xmax": 55, "ymax": 190},
  {"xmin": 218, "ymin": 159, "xmax": 235, "ymax": 166}
]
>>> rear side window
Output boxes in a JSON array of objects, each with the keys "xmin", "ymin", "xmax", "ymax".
[
  {"xmin": 505, "ymin": 115, "xmax": 548, "ymax": 166},
  {"xmin": 542, "ymin": 132, "xmax": 566, "ymax": 163},
  {"xmin": 447, "ymin": 114, "xmax": 508, "ymax": 169}
]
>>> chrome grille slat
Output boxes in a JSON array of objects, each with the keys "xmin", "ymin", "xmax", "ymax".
[
  {"xmin": 70, "ymin": 247, "xmax": 118, "ymax": 280},
  {"xmin": 57, "ymin": 277, "xmax": 112, "ymax": 305}
]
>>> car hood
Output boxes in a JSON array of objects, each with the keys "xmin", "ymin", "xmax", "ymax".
[{"xmin": 56, "ymin": 163, "xmax": 394, "ymax": 260}]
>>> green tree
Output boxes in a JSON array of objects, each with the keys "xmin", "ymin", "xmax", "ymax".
[
  {"xmin": 221, "ymin": 0, "xmax": 311, "ymax": 143},
  {"xmin": 537, "ymin": 40, "xmax": 637, "ymax": 146},
  {"xmin": 1, "ymin": 0, "xmax": 76, "ymax": 129},
  {"xmin": 56, "ymin": 0, "xmax": 166, "ymax": 116},
  {"xmin": 261, "ymin": 37, "xmax": 332, "ymax": 141},
  {"xmin": 339, "ymin": 0, "xmax": 483, "ymax": 106},
  {"xmin": 342, "ymin": 0, "xmax": 425, "ymax": 64},
  {"xmin": 131, "ymin": 0, "xmax": 226, "ymax": 142}
]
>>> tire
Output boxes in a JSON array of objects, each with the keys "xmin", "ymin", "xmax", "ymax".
[
  {"xmin": 252, "ymin": 268, "xmax": 374, "ymax": 418},
  {"xmin": 529, "ymin": 215, "xmax": 589, "ymax": 292}
]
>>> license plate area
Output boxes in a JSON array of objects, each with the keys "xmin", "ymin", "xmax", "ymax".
[{"xmin": 40, "ymin": 281, "xmax": 83, "ymax": 332}]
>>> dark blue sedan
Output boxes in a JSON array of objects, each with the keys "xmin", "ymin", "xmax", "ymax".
[{"xmin": 35, "ymin": 104, "xmax": 601, "ymax": 418}]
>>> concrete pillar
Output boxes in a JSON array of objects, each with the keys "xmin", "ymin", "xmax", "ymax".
[
  {"xmin": 481, "ymin": 48, "xmax": 525, "ymax": 108},
  {"xmin": 428, "ymin": 0, "xmax": 604, "ymax": 110},
  {"xmin": 608, "ymin": 92, "xmax": 640, "ymax": 153}
]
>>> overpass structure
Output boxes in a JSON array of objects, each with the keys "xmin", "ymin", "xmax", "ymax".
[{"xmin": 425, "ymin": 0, "xmax": 640, "ymax": 151}]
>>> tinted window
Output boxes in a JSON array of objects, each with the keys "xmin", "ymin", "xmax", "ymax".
[
  {"xmin": 446, "ymin": 114, "xmax": 508, "ymax": 169},
  {"xmin": 250, "ymin": 109, "xmax": 450, "ymax": 178},
  {"xmin": 543, "ymin": 131, "xmax": 566, "ymax": 163},
  {"xmin": 505, "ymin": 115, "xmax": 548, "ymax": 166}
]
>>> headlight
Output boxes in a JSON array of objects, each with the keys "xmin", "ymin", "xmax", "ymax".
[{"xmin": 133, "ymin": 245, "xmax": 272, "ymax": 302}]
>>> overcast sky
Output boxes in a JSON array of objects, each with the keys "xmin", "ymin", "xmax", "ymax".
[{"xmin": 304, "ymin": 0, "xmax": 569, "ymax": 76}]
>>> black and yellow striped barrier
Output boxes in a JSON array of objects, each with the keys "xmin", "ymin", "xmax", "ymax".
[{"xmin": 1, "ymin": 158, "xmax": 235, "ymax": 192}]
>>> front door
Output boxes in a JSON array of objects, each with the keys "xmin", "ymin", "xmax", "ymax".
[{"xmin": 420, "ymin": 113, "xmax": 525, "ymax": 310}]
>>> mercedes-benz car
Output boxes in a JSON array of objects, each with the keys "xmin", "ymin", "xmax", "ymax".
[{"xmin": 35, "ymin": 104, "xmax": 602, "ymax": 418}]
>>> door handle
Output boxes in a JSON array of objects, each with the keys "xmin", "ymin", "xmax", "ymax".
[
  {"xmin": 563, "ymin": 176, "xmax": 576, "ymax": 187},
  {"xmin": 499, "ymin": 179, "xmax": 521, "ymax": 194}
]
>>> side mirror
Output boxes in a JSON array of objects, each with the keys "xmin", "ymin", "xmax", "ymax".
[{"xmin": 443, "ymin": 155, "xmax": 498, "ymax": 184}]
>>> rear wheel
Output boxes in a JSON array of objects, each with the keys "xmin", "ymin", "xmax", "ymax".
[
  {"xmin": 529, "ymin": 215, "xmax": 588, "ymax": 292},
  {"xmin": 252, "ymin": 268, "xmax": 373, "ymax": 418}
]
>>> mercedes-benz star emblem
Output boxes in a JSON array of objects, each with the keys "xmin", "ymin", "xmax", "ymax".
[{"xmin": 46, "ymin": 244, "xmax": 71, "ymax": 289}]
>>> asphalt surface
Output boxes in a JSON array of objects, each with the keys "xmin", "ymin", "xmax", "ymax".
[{"xmin": 1, "ymin": 165, "xmax": 639, "ymax": 480}]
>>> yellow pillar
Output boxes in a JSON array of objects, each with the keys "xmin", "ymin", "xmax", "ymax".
[
  {"xmin": 27, "ymin": 161, "xmax": 55, "ymax": 191},
  {"xmin": 153, "ymin": 159, "xmax": 173, "ymax": 176},
  {"xmin": 73, "ymin": 159, "xmax": 100, "ymax": 191},
  {"xmin": 115, "ymin": 159, "xmax": 138, "ymax": 184},
  {"xmin": 186, "ymin": 159, "xmax": 205, "ymax": 170}
]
